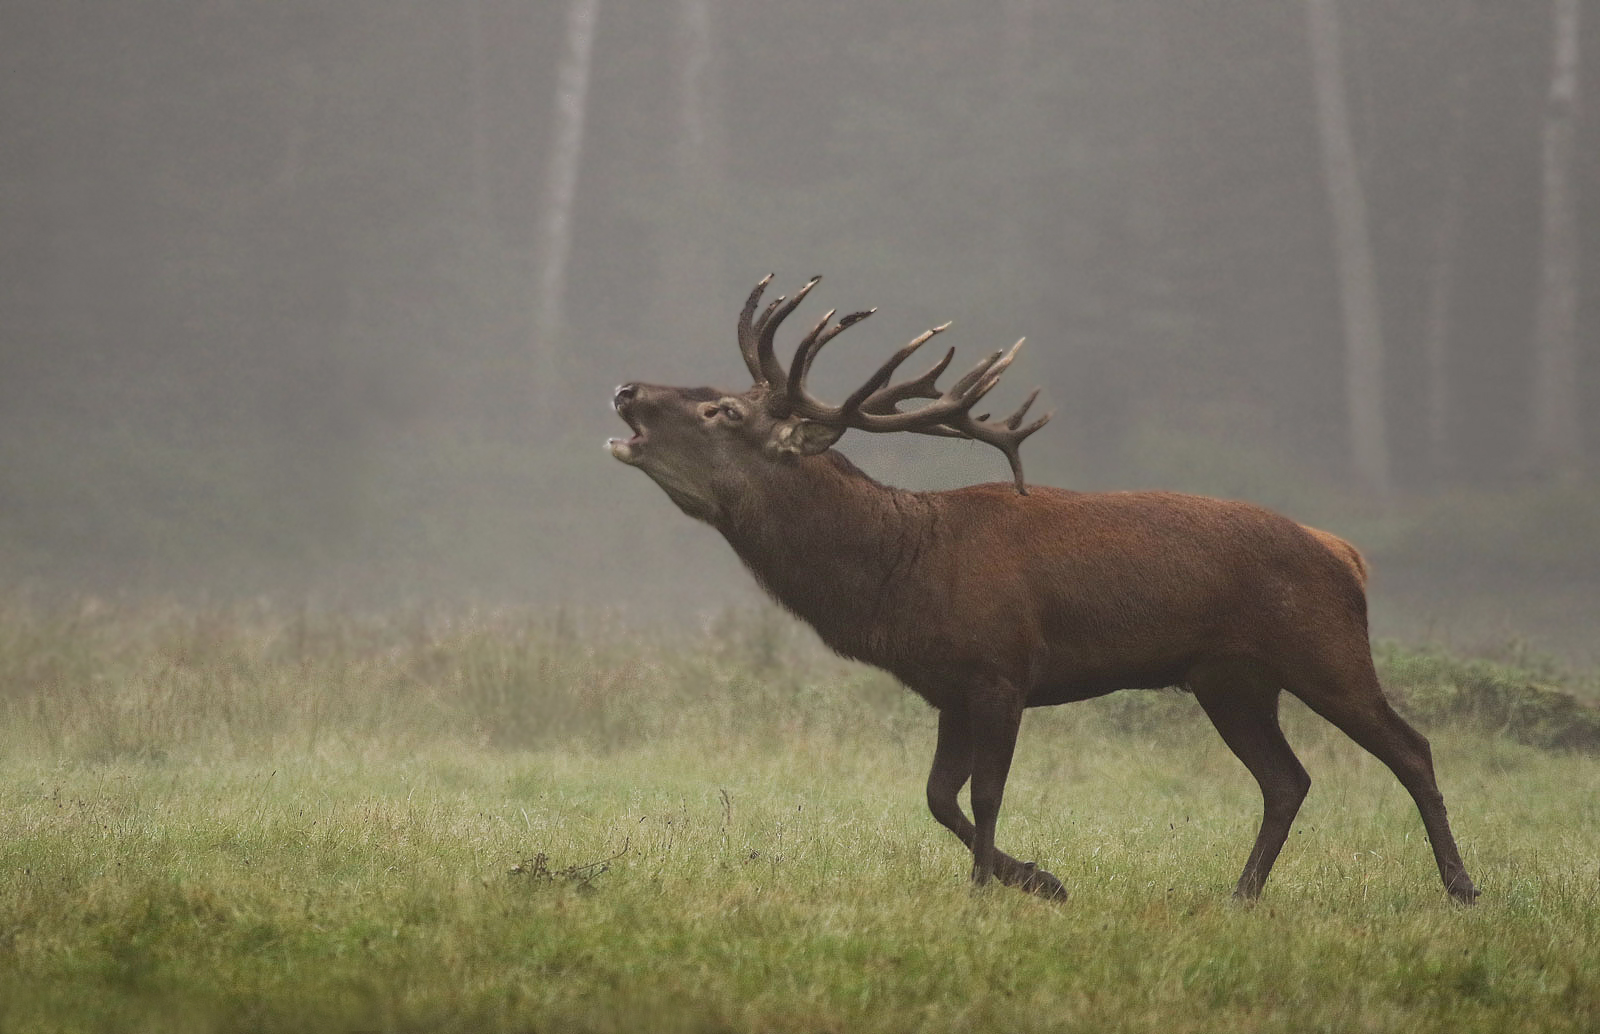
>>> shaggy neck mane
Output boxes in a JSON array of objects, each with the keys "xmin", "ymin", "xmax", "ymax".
[{"xmin": 714, "ymin": 449, "xmax": 932, "ymax": 661}]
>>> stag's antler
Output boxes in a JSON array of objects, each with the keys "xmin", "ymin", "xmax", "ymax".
[{"xmin": 738, "ymin": 275, "xmax": 1051, "ymax": 494}]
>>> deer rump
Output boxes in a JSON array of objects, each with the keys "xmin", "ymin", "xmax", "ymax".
[{"xmin": 608, "ymin": 274, "xmax": 1478, "ymax": 905}]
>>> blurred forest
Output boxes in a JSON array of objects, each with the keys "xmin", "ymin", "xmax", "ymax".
[{"xmin": 1, "ymin": 1, "xmax": 1597, "ymax": 653}]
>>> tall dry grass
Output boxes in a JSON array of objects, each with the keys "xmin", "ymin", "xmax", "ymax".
[{"xmin": 1, "ymin": 597, "xmax": 1595, "ymax": 765}]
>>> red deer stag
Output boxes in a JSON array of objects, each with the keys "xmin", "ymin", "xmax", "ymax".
[{"xmin": 608, "ymin": 274, "xmax": 1478, "ymax": 904}]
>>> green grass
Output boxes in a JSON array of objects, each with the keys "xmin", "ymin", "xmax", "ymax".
[{"xmin": 1, "ymin": 601, "xmax": 1598, "ymax": 1032}]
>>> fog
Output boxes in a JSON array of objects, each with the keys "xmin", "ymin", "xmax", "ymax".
[{"xmin": 2, "ymin": 2, "xmax": 1596, "ymax": 658}]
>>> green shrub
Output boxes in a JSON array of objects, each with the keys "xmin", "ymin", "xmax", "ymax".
[{"xmin": 1376, "ymin": 642, "xmax": 1600, "ymax": 752}]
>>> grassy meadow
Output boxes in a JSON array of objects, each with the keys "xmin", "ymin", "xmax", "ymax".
[{"xmin": 1, "ymin": 599, "xmax": 1598, "ymax": 1033}]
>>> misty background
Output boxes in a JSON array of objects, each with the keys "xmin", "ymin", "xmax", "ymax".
[{"xmin": 2, "ymin": 1, "xmax": 1596, "ymax": 658}]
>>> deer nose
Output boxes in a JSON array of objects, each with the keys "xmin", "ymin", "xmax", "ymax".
[{"xmin": 613, "ymin": 383, "xmax": 638, "ymax": 407}]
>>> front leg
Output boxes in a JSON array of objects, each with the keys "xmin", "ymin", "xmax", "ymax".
[
  {"xmin": 927, "ymin": 698, "xmax": 1066, "ymax": 900},
  {"xmin": 966, "ymin": 679, "xmax": 1023, "ymax": 886}
]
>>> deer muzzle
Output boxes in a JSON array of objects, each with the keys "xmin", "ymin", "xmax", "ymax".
[{"xmin": 607, "ymin": 383, "xmax": 646, "ymax": 464}]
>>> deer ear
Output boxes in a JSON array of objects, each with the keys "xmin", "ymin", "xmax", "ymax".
[{"xmin": 770, "ymin": 419, "xmax": 844, "ymax": 457}]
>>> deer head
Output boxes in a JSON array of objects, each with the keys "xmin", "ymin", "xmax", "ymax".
[{"xmin": 608, "ymin": 275, "xmax": 1051, "ymax": 520}]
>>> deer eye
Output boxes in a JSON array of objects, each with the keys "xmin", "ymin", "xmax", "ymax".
[{"xmin": 720, "ymin": 404, "xmax": 743, "ymax": 423}]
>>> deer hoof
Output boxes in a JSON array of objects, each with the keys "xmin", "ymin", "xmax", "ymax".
[{"xmin": 1016, "ymin": 861, "xmax": 1068, "ymax": 901}]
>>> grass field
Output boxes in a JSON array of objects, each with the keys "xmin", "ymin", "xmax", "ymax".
[{"xmin": 1, "ymin": 601, "xmax": 1598, "ymax": 1033}]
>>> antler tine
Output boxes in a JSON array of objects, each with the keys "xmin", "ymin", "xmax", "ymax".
[
  {"xmin": 770, "ymin": 307, "xmax": 835, "ymax": 419},
  {"xmin": 966, "ymin": 341, "xmax": 1025, "ymax": 407},
  {"xmin": 789, "ymin": 308, "xmax": 836, "ymax": 378},
  {"xmin": 936, "ymin": 357, "xmax": 1052, "ymax": 494},
  {"xmin": 946, "ymin": 406, "xmax": 1053, "ymax": 494},
  {"xmin": 829, "ymin": 323, "xmax": 947, "ymax": 417},
  {"xmin": 737, "ymin": 274, "xmax": 776, "ymax": 384},
  {"xmin": 802, "ymin": 334, "xmax": 1023, "ymax": 435},
  {"xmin": 945, "ymin": 349, "xmax": 1005, "ymax": 402},
  {"xmin": 788, "ymin": 307, "xmax": 868, "ymax": 397},
  {"xmin": 966, "ymin": 387, "xmax": 1049, "ymax": 442},
  {"xmin": 812, "ymin": 309, "xmax": 874, "ymax": 365},
  {"xmin": 860, "ymin": 344, "xmax": 955, "ymax": 415},
  {"xmin": 754, "ymin": 276, "xmax": 821, "ymax": 391},
  {"xmin": 1005, "ymin": 387, "xmax": 1041, "ymax": 430},
  {"xmin": 852, "ymin": 329, "xmax": 1048, "ymax": 491},
  {"xmin": 738, "ymin": 274, "xmax": 774, "ymax": 335}
]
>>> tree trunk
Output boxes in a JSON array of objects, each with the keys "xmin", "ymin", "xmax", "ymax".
[
  {"xmin": 1530, "ymin": 0, "xmax": 1583, "ymax": 474},
  {"xmin": 996, "ymin": 0, "xmax": 1038, "ymax": 275},
  {"xmin": 465, "ymin": 0, "xmax": 495, "ymax": 234},
  {"xmin": 671, "ymin": 0, "xmax": 719, "ymax": 183},
  {"xmin": 531, "ymin": 0, "xmax": 600, "ymax": 403},
  {"xmin": 648, "ymin": 0, "xmax": 725, "ymax": 359},
  {"xmin": 1422, "ymin": 162, "xmax": 1463, "ymax": 482},
  {"xmin": 1306, "ymin": 0, "xmax": 1391, "ymax": 499},
  {"xmin": 1422, "ymin": 4, "xmax": 1474, "ymax": 482}
]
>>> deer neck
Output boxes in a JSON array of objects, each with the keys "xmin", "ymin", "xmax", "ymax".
[{"xmin": 715, "ymin": 451, "xmax": 930, "ymax": 658}]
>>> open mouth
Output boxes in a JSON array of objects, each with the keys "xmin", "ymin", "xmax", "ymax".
[{"xmin": 607, "ymin": 398, "xmax": 646, "ymax": 464}]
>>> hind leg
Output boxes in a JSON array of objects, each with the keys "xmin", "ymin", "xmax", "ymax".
[
  {"xmin": 1289, "ymin": 651, "xmax": 1478, "ymax": 903},
  {"xmin": 1191, "ymin": 663, "xmax": 1311, "ymax": 900}
]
